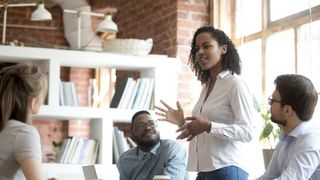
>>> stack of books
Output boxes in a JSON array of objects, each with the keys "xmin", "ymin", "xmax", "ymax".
[
  {"xmin": 56, "ymin": 137, "xmax": 99, "ymax": 164},
  {"xmin": 110, "ymin": 77, "xmax": 155, "ymax": 109}
]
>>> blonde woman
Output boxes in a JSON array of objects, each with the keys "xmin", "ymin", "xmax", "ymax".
[{"xmin": 0, "ymin": 63, "xmax": 55, "ymax": 180}]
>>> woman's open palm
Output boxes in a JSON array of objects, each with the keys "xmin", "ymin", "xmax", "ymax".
[{"xmin": 154, "ymin": 100, "xmax": 185, "ymax": 127}]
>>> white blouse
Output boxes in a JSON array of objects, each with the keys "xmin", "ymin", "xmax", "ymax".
[{"xmin": 187, "ymin": 70, "xmax": 255, "ymax": 173}]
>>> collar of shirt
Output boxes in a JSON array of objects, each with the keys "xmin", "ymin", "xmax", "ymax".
[
  {"xmin": 137, "ymin": 141, "xmax": 160, "ymax": 161},
  {"xmin": 280, "ymin": 122, "xmax": 311, "ymax": 141},
  {"xmin": 217, "ymin": 70, "xmax": 231, "ymax": 79}
]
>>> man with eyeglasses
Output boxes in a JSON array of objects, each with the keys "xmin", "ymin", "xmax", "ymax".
[
  {"xmin": 258, "ymin": 74, "xmax": 320, "ymax": 180},
  {"xmin": 116, "ymin": 110, "xmax": 189, "ymax": 180}
]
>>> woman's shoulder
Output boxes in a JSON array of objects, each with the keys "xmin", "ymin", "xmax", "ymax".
[
  {"xmin": 6, "ymin": 120, "xmax": 39, "ymax": 137},
  {"xmin": 221, "ymin": 72, "xmax": 249, "ymax": 88},
  {"xmin": 7, "ymin": 120, "xmax": 36, "ymax": 129}
]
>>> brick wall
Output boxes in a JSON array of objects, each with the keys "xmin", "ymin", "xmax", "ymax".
[
  {"xmin": 0, "ymin": 5, "xmax": 68, "ymax": 47},
  {"xmin": 2, "ymin": 0, "xmax": 209, "ymax": 161},
  {"xmin": 93, "ymin": 0, "xmax": 209, "ymax": 106},
  {"xmin": 176, "ymin": 0, "xmax": 209, "ymax": 109},
  {"xmin": 32, "ymin": 119, "xmax": 68, "ymax": 162},
  {"xmin": 92, "ymin": 0, "xmax": 178, "ymax": 57},
  {"xmin": 2, "ymin": 0, "xmax": 209, "ymax": 104}
]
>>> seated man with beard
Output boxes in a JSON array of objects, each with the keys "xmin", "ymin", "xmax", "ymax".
[
  {"xmin": 258, "ymin": 74, "xmax": 320, "ymax": 179},
  {"xmin": 116, "ymin": 110, "xmax": 189, "ymax": 180}
]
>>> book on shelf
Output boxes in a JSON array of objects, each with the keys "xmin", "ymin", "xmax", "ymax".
[
  {"xmin": 126, "ymin": 137, "xmax": 137, "ymax": 148},
  {"xmin": 85, "ymin": 139, "xmax": 99, "ymax": 164},
  {"xmin": 59, "ymin": 81, "xmax": 78, "ymax": 106},
  {"xmin": 132, "ymin": 78, "xmax": 155, "ymax": 109},
  {"xmin": 132, "ymin": 78, "xmax": 147, "ymax": 109},
  {"xmin": 112, "ymin": 128, "xmax": 138, "ymax": 164},
  {"xmin": 56, "ymin": 137, "xmax": 99, "ymax": 164},
  {"xmin": 94, "ymin": 68, "xmax": 115, "ymax": 108},
  {"xmin": 113, "ymin": 127, "xmax": 124, "ymax": 156},
  {"xmin": 113, "ymin": 126, "xmax": 131, "ymax": 163},
  {"xmin": 91, "ymin": 140, "xmax": 99, "ymax": 164},
  {"xmin": 137, "ymin": 78, "xmax": 150, "ymax": 109},
  {"xmin": 60, "ymin": 136, "xmax": 77, "ymax": 163},
  {"xmin": 148, "ymin": 90, "xmax": 155, "ymax": 109},
  {"xmin": 117, "ymin": 77, "xmax": 134, "ymax": 109},
  {"xmin": 127, "ymin": 78, "xmax": 141, "ymax": 109},
  {"xmin": 69, "ymin": 82, "xmax": 78, "ymax": 106},
  {"xmin": 66, "ymin": 137, "xmax": 81, "ymax": 163},
  {"xmin": 56, "ymin": 137, "xmax": 71, "ymax": 163},
  {"xmin": 70, "ymin": 138, "xmax": 84, "ymax": 164},
  {"xmin": 59, "ymin": 80, "xmax": 65, "ymax": 106},
  {"xmin": 110, "ymin": 77, "xmax": 155, "ymax": 109},
  {"xmin": 120, "ymin": 130, "xmax": 129, "ymax": 153},
  {"xmin": 142, "ymin": 78, "xmax": 155, "ymax": 109},
  {"xmin": 78, "ymin": 139, "xmax": 91, "ymax": 164},
  {"xmin": 112, "ymin": 130, "xmax": 120, "ymax": 163},
  {"xmin": 88, "ymin": 79, "xmax": 99, "ymax": 107},
  {"xmin": 110, "ymin": 78, "xmax": 129, "ymax": 108}
]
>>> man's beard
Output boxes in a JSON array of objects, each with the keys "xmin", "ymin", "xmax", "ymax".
[
  {"xmin": 137, "ymin": 133, "xmax": 160, "ymax": 148},
  {"xmin": 271, "ymin": 116, "xmax": 287, "ymax": 126}
]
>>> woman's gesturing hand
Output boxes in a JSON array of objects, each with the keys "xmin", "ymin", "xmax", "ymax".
[
  {"xmin": 154, "ymin": 100, "xmax": 185, "ymax": 127},
  {"xmin": 176, "ymin": 116, "xmax": 211, "ymax": 141}
]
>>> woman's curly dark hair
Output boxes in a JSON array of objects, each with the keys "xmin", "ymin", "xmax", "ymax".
[{"xmin": 188, "ymin": 26, "xmax": 241, "ymax": 85}]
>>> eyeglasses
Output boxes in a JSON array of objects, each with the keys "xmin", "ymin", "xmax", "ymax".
[
  {"xmin": 133, "ymin": 120, "xmax": 158, "ymax": 133},
  {"xmin": 268, "ymin": 96, "xmax": 284, "ymax": 105}
]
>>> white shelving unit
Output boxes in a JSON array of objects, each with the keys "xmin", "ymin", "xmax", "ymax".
[{"xmin": 0, "ymin": 45, "xmax": 178, "ymax": 179}]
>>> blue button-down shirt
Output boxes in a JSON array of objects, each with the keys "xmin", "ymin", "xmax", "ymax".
[
  {"xmin": 258, "ymin": 122, "xmax": 320, "ymax": 180},
  {"xmin": 116, "ymin": 139, "xmax": 189, "ymax": 180}
]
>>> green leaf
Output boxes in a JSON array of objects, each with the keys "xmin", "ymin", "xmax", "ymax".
[
  {"xmin": 52, "ymin": 141, "xmax": 63, "ymax": 148},
  {"xmin": 261, "ymin": 111, "xmax": 271, "ymax": 122},
  {"xmin": 260, "ymin": 123, "xmax": 273, "ymax": 141}
]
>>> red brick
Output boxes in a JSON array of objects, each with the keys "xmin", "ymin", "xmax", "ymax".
[
  {"xmin": 177, "ymin": 91, "xmax": 191, "ymax": 99},
  {"xmin": 192, "ymin": 14, "xmax": 209, "ymax": 21},
  {"xmin": 68, "ymin": 120, "xmax": 90, "ymax": 138},
  {"xmin": 179, "ymin": 73, "xmax": 194, "ymax": 81},
  {"xmin": 177, "ymin": 28, "xmax": 191, "ymax": 37},
  {"xmin": 177, "ymin": 37, "xmax": 192, "ymax": 46},
  {"xmin": 178, "ymin": 82, "xmax": 191, "ymax": 89}
]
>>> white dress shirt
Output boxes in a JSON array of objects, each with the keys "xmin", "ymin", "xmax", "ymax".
[
  {"xmin": 188, "ymin": 70, "xmax": 255, "ymax": 173},
  {"xmin": 258, "ymin": 122, "xmax": 320, "ymax": 180}
]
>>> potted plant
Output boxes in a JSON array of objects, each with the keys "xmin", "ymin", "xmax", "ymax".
[{"xmin": 259, "ymin": 110, "xmax": 282, "ymax": 168}]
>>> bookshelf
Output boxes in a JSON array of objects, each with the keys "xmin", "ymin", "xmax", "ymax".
[{"xmin": 0, "ymin": 45, "xmax": 178, "ymax": 179}]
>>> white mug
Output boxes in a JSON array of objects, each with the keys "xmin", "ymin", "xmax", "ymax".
[{"xmin": 153, "ymin": 175, "xmax": 171, "ymax": 180}]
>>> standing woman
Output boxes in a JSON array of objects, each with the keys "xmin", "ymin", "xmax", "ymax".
[
  {"xmin": 155, "ymin": 26, "xmax": 255, "ymax": 180},
  {"xmin": 0, "ymin": 63, "xmax": 50, "ymax": 180}
]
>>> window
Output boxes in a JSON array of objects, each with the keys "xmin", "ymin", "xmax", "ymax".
[
  {"xmin": 210, "ymin": 0, "xmax": 320, "ymax": 177},
  {"xmin": 270, "ymin": 0, "xmax": 320, "ymax": 21},
  {"xmin": 265, "ymin": 29, "xmax": 295, "ymax": 96},
  {"xmin": 236, "ymin": 0, "xmax": 262, "ymax": 37},
  {"xmin": 297, "ymin": 20, "xmax": 320, "ymax": 91},
  {"xmin": 238, "ymin": 40, "xmax": 262, "ymax": 102},
  {"xmin": 216, "ymin": 0, "xmax": 320, "ymax": 107}
]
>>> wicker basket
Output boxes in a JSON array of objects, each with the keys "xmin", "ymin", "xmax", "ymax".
[{"xmin": 102, "ymin": 38, "xmax": 153, "ymax": 56}]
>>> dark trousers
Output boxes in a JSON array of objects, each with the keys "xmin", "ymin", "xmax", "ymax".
[{"xmin": 196, "ymin": 166, "xmax": 248, "ymax": 180}]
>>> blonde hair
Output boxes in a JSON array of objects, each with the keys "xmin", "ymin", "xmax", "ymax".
[{"xmin": 0, "ymin": 63, "xmax": 48, "ymax": 131}]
